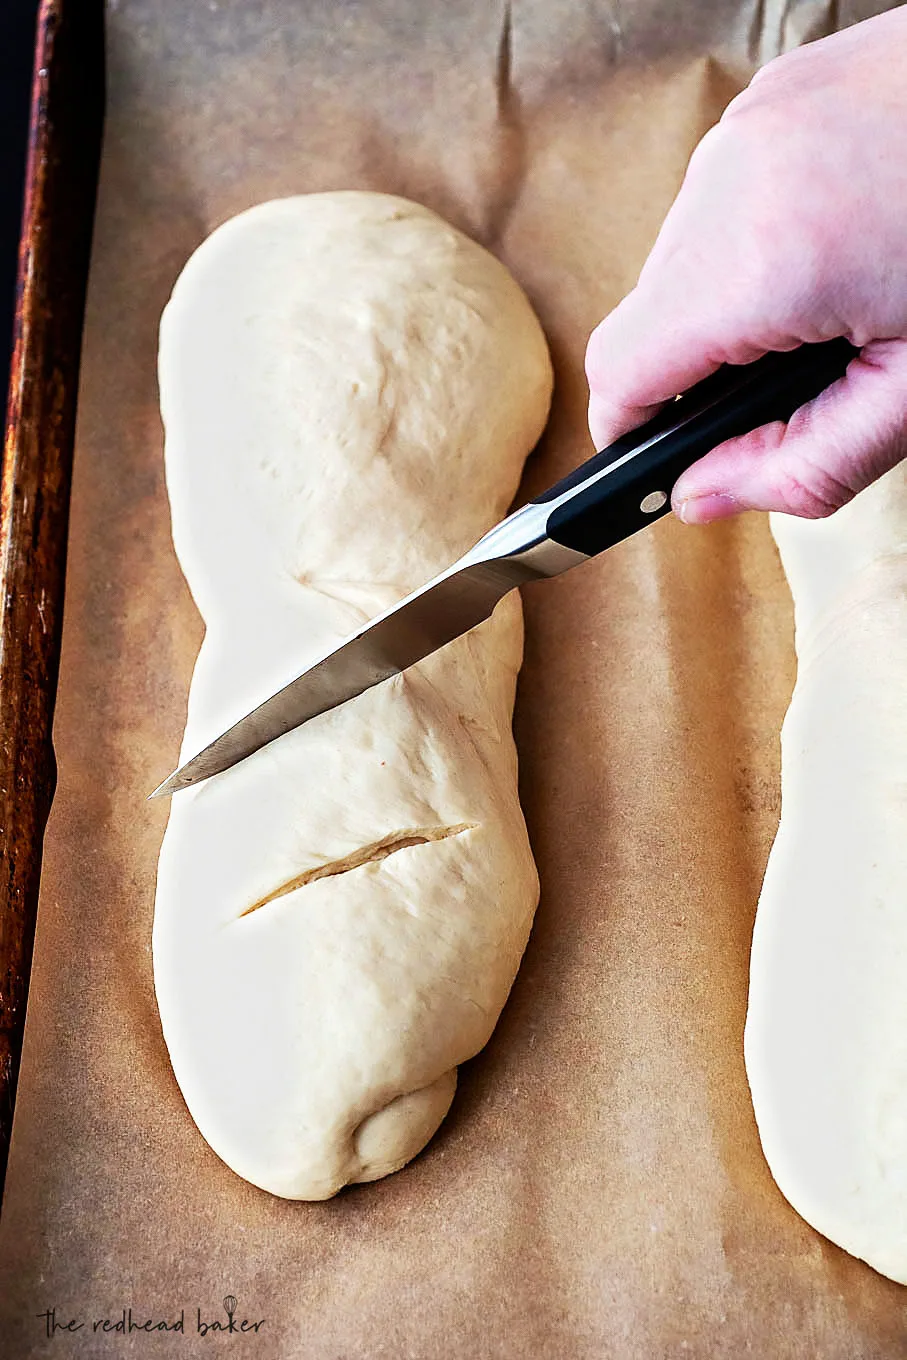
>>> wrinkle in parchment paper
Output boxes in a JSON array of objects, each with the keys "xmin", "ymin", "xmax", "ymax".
[{"xmin": 0, "ymin": 2, "xmax": 905, "ymax": 1357}]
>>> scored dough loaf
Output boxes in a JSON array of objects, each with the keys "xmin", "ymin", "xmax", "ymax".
[
  {"xmin": 745, "ymin": 462, "xmax": 907, "ymax": 1281},
  {"xmin": 153, "ymin": 192, "xmax": 553, "ymax": 1200}
]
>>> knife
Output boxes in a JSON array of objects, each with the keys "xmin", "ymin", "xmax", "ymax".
[{"xmin": 150, "ymin": 337, "xmax": 857, "ymax": 799}]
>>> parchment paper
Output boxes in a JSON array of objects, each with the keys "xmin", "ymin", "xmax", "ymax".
[{"xmin": 1, "ymin": 1, "xmax": 905, "ymax": 1355}]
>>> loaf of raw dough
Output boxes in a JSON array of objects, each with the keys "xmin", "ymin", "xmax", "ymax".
[
  {"xmin": 153, "ymin": 193, "xmax": 552, "ymax": 1199},
  {"xmin": 745, "ymin": 462, "xmax": 907, "ymax": 1281}
]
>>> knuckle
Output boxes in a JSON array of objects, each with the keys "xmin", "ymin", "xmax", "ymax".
[
  {"xmin": 686, "ymin": 120, "xmax": 725, "ymax": 173},
  {"xmin": 719, "ymin": 84, "xmax": 760, "ymax": 125},
  {"xmin": 749, "ymin": 45, "xmax": 806, "ymax": 91},
  {"xmin": 585, "ymin": 301, "xmax": 639, "ymax": 389},
  {"xmin": 584, "ymin": 329, "xmax": 610, "ymax": 387},
  {"xmin": 771, "ymin": 459, "xmax": 855, "ymax": 519},
  {"xmin": 686, "ymin": 114, "xmax": 755, "ymax": 189},
  {"xmin": 717, "ymin": 84, "xmax": 800, "ymax": 177}
]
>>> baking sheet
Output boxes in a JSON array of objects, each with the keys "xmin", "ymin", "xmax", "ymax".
[
  {"xmin": 0, "ymin": 0, "xmax": 103, "ymax": 1191},
  {"xmin": 1, "ymin": 1, "xmax": 905, "ymax": 1355}
]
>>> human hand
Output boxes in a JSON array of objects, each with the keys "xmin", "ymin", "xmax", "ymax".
[{"xmin": 585, "ymin": 8, "xmax": 907, "ymax": 525}]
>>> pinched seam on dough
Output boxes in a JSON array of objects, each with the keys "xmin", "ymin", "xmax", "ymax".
[{"xmin": 239, "ymin": 823, "xmax": 478, "ymax": 918}]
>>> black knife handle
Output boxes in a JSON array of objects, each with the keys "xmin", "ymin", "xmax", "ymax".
[{"xmin": 537, "ymin": 338, "xmax": 858, "ymax": 557}]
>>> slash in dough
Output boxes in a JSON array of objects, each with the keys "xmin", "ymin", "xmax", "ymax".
[
  {"xmin": 745, "ymin": 462, "xmax": 907, "ymax": 1282},
  {"xmin": 152, "ymin": 192, "xmax": 553, "ymax": 1199}
]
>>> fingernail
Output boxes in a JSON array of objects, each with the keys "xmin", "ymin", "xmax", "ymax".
[{"xmin": 676, "ymin": 492, "xmax": 739, "ymax": 526}]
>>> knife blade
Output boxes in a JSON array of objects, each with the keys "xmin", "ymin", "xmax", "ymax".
[{"xmin": 150, "ymin": 337, "xmax": 857, "ymax": 798}]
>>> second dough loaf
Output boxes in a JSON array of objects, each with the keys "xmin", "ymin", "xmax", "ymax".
[
  {"xmin": 746, "ymin": 464, "xmax": 907, "ymax": 1281},
  {"xmin": 153, "ymin": 192, "xmax": 553, "ymax": 1199}
]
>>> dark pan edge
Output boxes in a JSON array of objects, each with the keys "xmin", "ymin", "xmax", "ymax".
[{"xmin": 0, "ymin": 0, "xmax": 104, "ymax": 1203}]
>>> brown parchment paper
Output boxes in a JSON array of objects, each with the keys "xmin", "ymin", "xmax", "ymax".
[{"xmin": 2, "ymin": 1, "xmax": 906, "ymax": 1355}]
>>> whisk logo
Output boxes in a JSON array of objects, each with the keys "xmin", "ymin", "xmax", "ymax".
[{"xmin": 197, "ymin": 1294, "xmax": 266, "ymax": 1336}]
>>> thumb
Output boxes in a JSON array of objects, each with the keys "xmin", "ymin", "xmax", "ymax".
[{"xmin": 670, "ymin": 339, "xmax": 907, "ymax": 524}]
